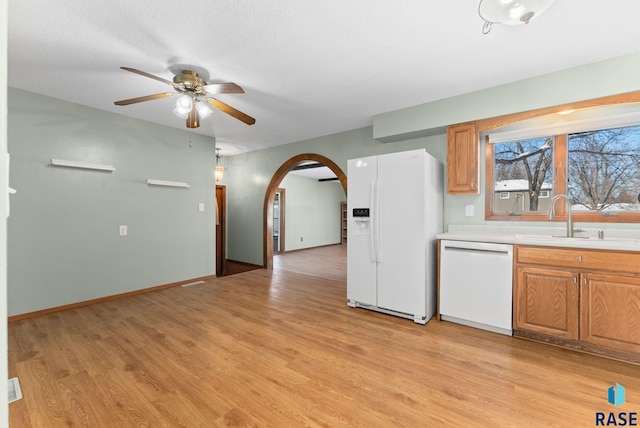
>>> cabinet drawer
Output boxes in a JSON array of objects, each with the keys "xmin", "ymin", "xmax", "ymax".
[{"xmin": 515, "ymin": 245, "xmax": 640, "ymax": 275}]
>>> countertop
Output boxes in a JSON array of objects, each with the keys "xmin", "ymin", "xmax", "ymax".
[{"xmin": 437, "ymin": 224, "xmax": 640, "ymax": 252}]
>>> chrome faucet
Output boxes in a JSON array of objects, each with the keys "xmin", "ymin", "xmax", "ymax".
[{"xmin": 548, "ymin": 194, "xmax": 574, "ymax": 237}]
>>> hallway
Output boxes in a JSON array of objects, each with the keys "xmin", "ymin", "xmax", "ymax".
[{"xmin": 273, "ymin": 244, "xmax": 346, "ymax": 282}]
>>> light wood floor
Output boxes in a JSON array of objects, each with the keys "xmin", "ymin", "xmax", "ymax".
[
  {"xmin": 8, "ymin": 265, "xmax": 640, "ymax": 426},
  {"xmin": 274, "ymin": 244, "xmax": 346, "ymax": 282}
]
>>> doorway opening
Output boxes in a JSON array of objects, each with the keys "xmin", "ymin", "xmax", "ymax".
[
  {"xmin": 263, "ymin": 153, "xmax": 347, "ymax": 268},
  {"xmin": 215, "ymin": 185, "xmax": 226, "ymax": 277},
  {"xmin": 273, "ymin": 188, "xmax": 285, "ymax": 254}
]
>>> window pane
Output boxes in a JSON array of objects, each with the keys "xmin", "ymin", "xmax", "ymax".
[
  {"xmin": 493, "ymin": 137, "xmax": 554, "ymax": 213},
  {"xmin": 568, "ymin": 125, "xmax": 640, "ymax": 212}
]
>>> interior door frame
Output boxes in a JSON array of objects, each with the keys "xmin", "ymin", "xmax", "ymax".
[
  {"xmin": 263, "ymin": 153, "xmax": 347, "ymax": 268},
  {"xmin": 216, "ymin": 185, "xmax": 226, "ymax": 277}
]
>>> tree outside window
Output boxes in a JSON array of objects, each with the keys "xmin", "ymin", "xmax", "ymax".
[
  {"xmin": 493, "ymin": 137, "xmax": 553, "ymax": 213},
  {"xmin": 490, "ymin": 124, "xmax": 640, "ymax": 219},
  {"xmin": 568, "ymin": 126, "xmax": 640, "ymax": 212}
]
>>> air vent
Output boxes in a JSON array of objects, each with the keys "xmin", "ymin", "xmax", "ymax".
[{"xmin": 8, "ymin": 377, "xmax": 22, "ymax": 403}]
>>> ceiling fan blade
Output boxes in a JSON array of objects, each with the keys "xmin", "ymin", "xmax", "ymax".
[
  {"xmin": 202, "ymin": 83, "xmax": 245, "ymax": 94},
  {"xmin": 120, "ymin": 67, "xmax": 174, "ymax": 86},
  {"xmin": 206, "ymin": 98, "xmax": 256, "ymax": 125},
  {"xmin": 114, "ymin": 92, "xmax": 175, "ymax": 106}
]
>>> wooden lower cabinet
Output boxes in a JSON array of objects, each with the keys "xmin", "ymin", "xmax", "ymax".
[
  {"xmin": 514, "ymin": 245, "xmax": 640, "ymax": 363},
  {"xmin": 515, "ymin": 266, "xmax": 578, "ymax": 340},
  {"xmin": 580, "ymin": 273, "xmax": 640, "ymax": 354}
]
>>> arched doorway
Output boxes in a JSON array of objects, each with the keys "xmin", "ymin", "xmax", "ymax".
[{"xmin": 263, "ymin": 153, "xmax": 347, "ymax": 268}]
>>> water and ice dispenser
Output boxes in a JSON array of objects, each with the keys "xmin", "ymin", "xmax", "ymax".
[{"xmin": 352, "ymin": 208, "xmax": 371, "ymax": 236}]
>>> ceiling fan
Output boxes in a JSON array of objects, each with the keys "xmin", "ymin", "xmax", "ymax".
[{"xmin": 114, "ymin": 67, "xmax": 256, "ymax": 128}]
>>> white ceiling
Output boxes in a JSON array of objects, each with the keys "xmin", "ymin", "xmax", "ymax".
[
  {"xmin": 8, "ymin": 1, "xmax": 640, "ymax": 156},
  {"xmin": 288, "ymin": 163, "xmax": 337, "ymax": 181}
]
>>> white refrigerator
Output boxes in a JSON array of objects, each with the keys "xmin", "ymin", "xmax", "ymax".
[{"xmin": 347, "ymin": 149, "xmax": 443, "ymax": 324}]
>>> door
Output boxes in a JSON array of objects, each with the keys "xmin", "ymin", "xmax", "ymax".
[
  {"xmin": 347, "ymin": 155, "xmax": 378, "ymax": 306},
  {"xmin": 580, "ymin": 273, "xmax": 640, "ymax": 353},
  {"xmin": 376, "ymin": 150, "xmax": 426, "ymax": 316},
  {"xmin": 514, "ymin": 266, "xmax": 579, "ymax": 340},
  {"xmin": 215, "ymin": 185, "xmax": 226, "ymax": 277},
  {"xmin": 439, "ymin": 240, "xmax": 513, "ymax": 333},
  {"xmin": 446, "ymin": 122, "xmax": 479, "ymax": 194}
]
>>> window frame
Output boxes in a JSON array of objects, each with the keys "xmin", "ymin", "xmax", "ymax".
[{"xmin": 482, "ymin": 91, "xmax": 640, "ymax": 223}]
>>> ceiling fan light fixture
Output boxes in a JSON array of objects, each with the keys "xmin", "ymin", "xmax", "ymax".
[
  {"xmin": 114, "ymin": 67, "xmax": 256, "ymax": 128},
  {"xmin": 479, "ymin": 0, "xmax": 554, "ymax": 34},
  {"xmin": 173, "ymin": 94, "xmax": 193, "ymax": 119},
  {"xmin": 196, "ymin": 100, "xmax": 213, "ymax": 119}
]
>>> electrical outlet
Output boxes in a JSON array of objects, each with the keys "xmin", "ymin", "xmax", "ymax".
[
  {"xmin": 119, "ymin": 225, "xmax": 128, "ymax": 236},
  {"xmin": 198, "ymin": 203, "xmax": 205, "ymax": 212},
  {"xmin": 465, "ymin": 205, "xmax": 474, "ymax": 217},
  {"xmin": 300, "ymin": 237, "xmax": 303, "ymax": 242}
]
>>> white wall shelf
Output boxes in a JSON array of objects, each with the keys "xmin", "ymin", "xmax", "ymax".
[
  {"xmin": 51, "ymin": 158, "xmax": 115, "ymax": 172},
  {"xmin": 146, "ymin": 179, "xmax": 191, "ymax": 188}
]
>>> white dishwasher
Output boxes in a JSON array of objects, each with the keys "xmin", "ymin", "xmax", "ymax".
[{"xmin": 439, "ymin": 240, "xmax": 513, "ymax": 336}]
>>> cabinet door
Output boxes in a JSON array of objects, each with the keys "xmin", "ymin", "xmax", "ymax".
[
  {"xmin": 447, "ymin": 122, "xmax": 479, "ymax": 194},
  {"xmin": 514, "ymin": 266, "xmax": 579, "ymax": 340},
  {"xmin": 580, "ymin": 273, "xmax": 640, "ymax": 354}
]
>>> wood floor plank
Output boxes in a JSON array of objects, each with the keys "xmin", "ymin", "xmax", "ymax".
[{"xmin": 8, "ymin": 251, "xmax": 640, "ymax": 427}]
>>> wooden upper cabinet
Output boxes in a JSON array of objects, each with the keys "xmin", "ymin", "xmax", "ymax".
[{"xmin": 447, "ymin": 122, "xmax": 479, "ymax": 194}]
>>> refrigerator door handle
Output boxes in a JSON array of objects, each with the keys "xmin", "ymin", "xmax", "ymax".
[
  {"xmin": 369, "ymin": 180, "xmax": 376, "ymax": 262},
  {"xmin": 376, "ymin": 180, "xmax": 382, "ymax": 263}
]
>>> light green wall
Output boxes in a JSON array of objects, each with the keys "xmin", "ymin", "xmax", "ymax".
[
  {"xmin": 279, "ymin": 173, "xmax": 345, "ymax": 251},
  {"xmin": 225, "ymin": 52, "xmax": 640, "ymax": 265},
  {"xmin": 8, "ymin": 88, "xmax": 217, "ymax": 316},
  {"xmin": 373, "ymin": 51, "xmax": 640, "ymax": 142}
]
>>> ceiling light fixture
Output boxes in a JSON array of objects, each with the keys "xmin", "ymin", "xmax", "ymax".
[
  {"xmin": 215, "ymin": 148, "xmax": 225, "ymax": 182},
  {"xmin": 196, "ymin": 100, "xmax": 213, "ymax": 119},
  {"xmin": 478, "ymin": 0, "xmax": 554, "ymax": 34},
  {"xmin": 173, "ymin": 94, "xmax": 193, "ymax": 119},
  {"xmin": 115, "ymin": 67, "xmax": 256, "ymax": 129}
]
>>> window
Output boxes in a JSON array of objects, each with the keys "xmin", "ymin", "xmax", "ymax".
[
  {"xmin": 567, "ymin": 126, "xmax": 640, "ymax": 213},
  {"xmin": 492, "ymin": 136, "xmax": 554, "ymax": 214},
  {"xmin": 486, "ymin": 122, "xmax": 640, "ymax": 222}
]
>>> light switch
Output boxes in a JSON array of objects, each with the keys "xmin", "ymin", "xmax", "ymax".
[
  {"xmin": 119, "ymin": 225, "xmax": 128, "ymax": 236},
  {"xmin": 465, "ymin": 205, "xmax": 474, "ymax": 217},
  {"xmin": 198, "ymin": 203, "xmax": 205, "ymax": 212}
]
